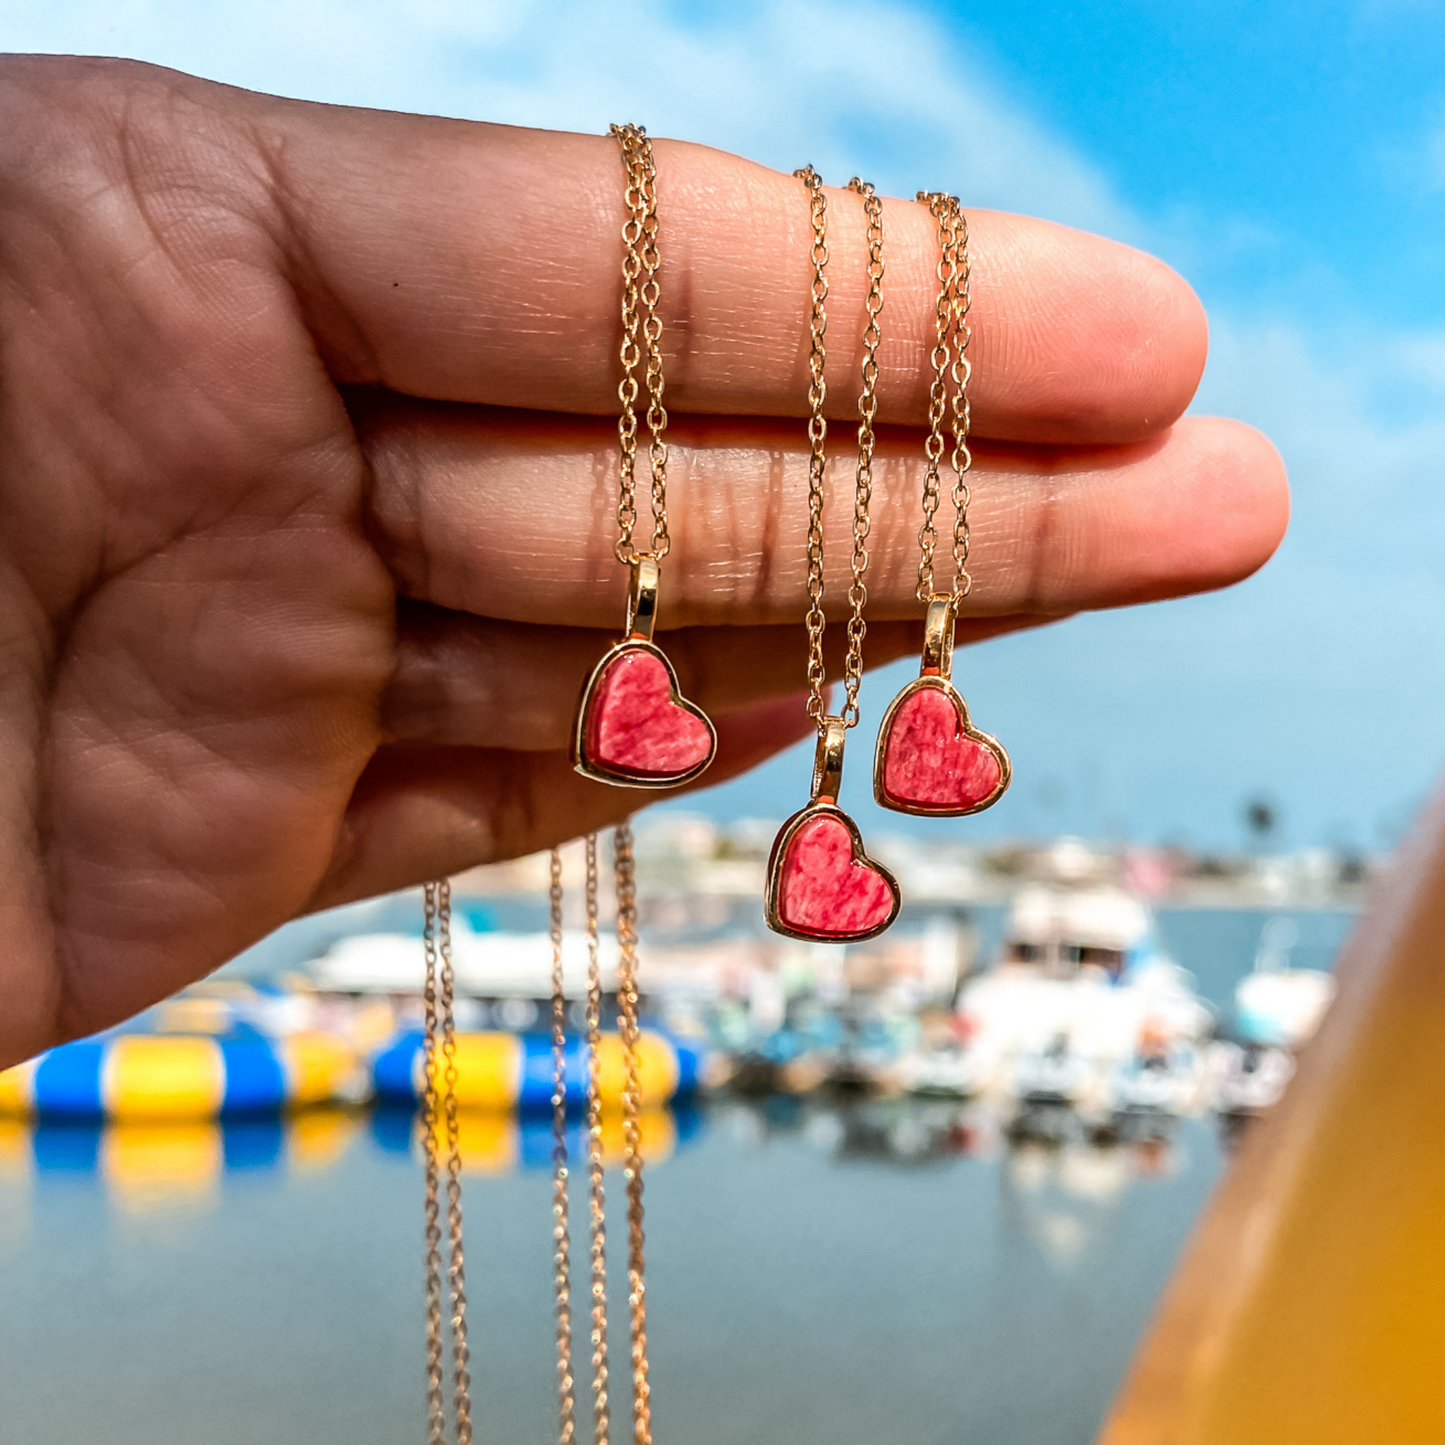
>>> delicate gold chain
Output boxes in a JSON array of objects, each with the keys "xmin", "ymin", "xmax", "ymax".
[
  {"xmin": 613, "ymin": 822, "xmax": 652, "ymax": 1445},
  {"xmin": 423, "ymin": 880, "xmax": 473, "ymax": 1445},
  {"xmin": 915, "ymin": 191, "xmax": 973, "ymax": 604},
  {"xmin": 610, "ymin": 123, "xmax": 670, "ymax": 565},
  {"xmin": 844, "ymin": 177, "xmax": 885, "ymax": 725},
  {"xmin": 794, "ymin": 165, "xmax": 830, "ymax": 726},
  {"xmin": 582, "ymin": 834, "xmax": 612, "ymax": 1445},
  {"xmin": 792, "ymin": 168, "xmax": 885, "ymax": 731},
  {"xmin": 549, "ymin": 851, "xmax": 578, "ymax": 1445}
]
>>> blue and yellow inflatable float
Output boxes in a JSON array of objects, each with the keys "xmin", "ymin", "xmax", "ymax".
[
  {"xmin": 372, "ymin": 1030, "xmax": 702, "ymax": 1112},
  {"xmin": 0, "ymin": 1032, "xmax": 360, "ymax": 1121}
]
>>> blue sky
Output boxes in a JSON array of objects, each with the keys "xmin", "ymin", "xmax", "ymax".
[{"xmin": 6, "ymin": 0, "xmax": 1445, "ymax": 850}]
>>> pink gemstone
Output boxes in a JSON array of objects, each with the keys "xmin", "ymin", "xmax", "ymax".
[
  {"xmin": 881, "ymin": 687, "xmax": 1002, "ymax": 811},
  {"xmin": 584, "ymin": 647, "xmax": 712, "ymax": 780},
  {"xmin": 777, "ymin": 813, "xmax": 896, "ymax": 939}
]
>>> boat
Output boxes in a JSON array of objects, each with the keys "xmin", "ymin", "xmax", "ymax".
[
  {"xmin": 950, "ymin": 883, "xmax": 1214, "ymax": 1111},
  {"xmin": 1207, "ymin": 1039, "xmax": 1296, "ymax": 1117},
  {"xmin": 1232, "ymin": 917, "xmax": 1335, "ymax": 1049},
  {"xmin": 1106, "ymin": 1030, "xmax": 1208, "ymax": 1119}
]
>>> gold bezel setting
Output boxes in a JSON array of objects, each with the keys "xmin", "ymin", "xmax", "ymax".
[
  {"xmin": 571, "ymin": 638, "xmax": 718, "ymax": 790},
  {"xmin": 873, "ymin": 674, "xmax": 1011, "ymax": 816},
  {"xmin": 764, "ymin": 799, "xmax": 901, "ymax": 945}
]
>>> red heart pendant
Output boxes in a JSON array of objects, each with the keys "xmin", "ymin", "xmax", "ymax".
[
  {"xmin": 874, "ymin": 679, "xmax": 1010, "ymax": 816},
  {"xmin": 573, "ymin": 641, "xmax": 716, "ymax": 788},
  {"xmin": 766, "ymin": 805, "xmax": 900, "ymax": 942}
]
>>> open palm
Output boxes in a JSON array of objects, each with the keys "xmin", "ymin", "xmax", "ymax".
[{"xmin": 0, "ymin": 56, "xmax": 1287, "ymax": 1065}]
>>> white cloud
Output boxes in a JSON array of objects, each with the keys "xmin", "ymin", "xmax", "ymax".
[{"xmin": 2, "ymin": 0, "xmax": 1134, "ymax": 237}]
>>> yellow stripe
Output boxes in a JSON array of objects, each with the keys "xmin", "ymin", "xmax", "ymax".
[
  {"xmin": 599, "ymin": 1106, "xmax": 677, "ymax": 1167},
  {"xmin": 280, "ymin": 1032, "xmax": 357, "ymax": 1106},
  {"xmin": 103, "ymin": 1037, "xmax": 226, "ymax": 1120},
  {"xmin": 596, "ymin": 1032, "xmax": 680, "ymax": 1108},
  {"xmin": 0, "ymin": 1060, "xmax": 35, "ymax": 1117},
  {"xmin": 449, "ymin": 1033, "xmax": 523, "ymax": 1109},
  {"xmin": 0, "ymin": 1115, "xmax": 30, "ymax": 1181},
  {"xmin": 102, "ymin": 1122, "xmax": 222, "ymax": 1214},
  {"xmin": 287, "ymin": 1108, "xmax": 360, "ymax": 1173},
  {"xmin": 419, "ymin": 1109, "xmax": 518, "ymax": 1176}
]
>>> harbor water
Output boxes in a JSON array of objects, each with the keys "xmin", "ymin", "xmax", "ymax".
[{"xmin": 0, "ymin": 906, "xmax": 1352, "ymax": 1445}]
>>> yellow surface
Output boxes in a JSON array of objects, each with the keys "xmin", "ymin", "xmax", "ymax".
[
  {"xmin": 1100, "ymin": 786, "xmax": 1445, "ymax": 1445},
  {"xmin": 102, "ymin": 1121, "xmax": 222, "ymax": 1213},
  {"xmin": 0, "ymin": 1115, "xmax": 29, "ymax": 1179},
  {"xmin": 287, "ymin": 1107, "xmax": 360, "ymax": 1172},
  {"xmin": 598, "ymin": 1105, "xmax": 677, "ymax": 1167},
  {"xmin": 421, "ymin": 1109, "xmax": 518, "ymax": 1175},
  {"xmin": 446, "ymin": 1033, "xmax": 523, "ymax": 1109},
  {"xmin": 596, "ymin": 1032, "xmax": 680, "ymax": 1108},
  {"xmin": 0, "ymin": 1060, "xmax": 34, "ymax": 1117},
  {"xmin": 103, "ymin": 1036, "xmax": 225, "ymax": 1120},
  {"xmin": 280, "ymin": 1032, "xmax": 357, "ymax": 1105}
]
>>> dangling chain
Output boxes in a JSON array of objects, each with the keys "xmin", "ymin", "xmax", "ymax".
[
  {"xmin": 914, "ymin": 191, "xmax": 973, "ymax": 605},
  {"xmin": 422, "ymin": 879, "xmax": 473, "ymax": 1445},
  {"xmin": 545, "ymin": 829, "xmax": 652, "ymax": 1445},
  {"xmin": 614, "ymin": 822, "xmax": 652, "ymax": 1445},
  {"xmin": 549, "ymin": 851, "xmax": 578, "ymax": 1445},
  {"xmin": 795, "ymin": 166, "xmax": 830, "ymax": 726},
  {"xmin": 610, "ymin": 123, "xmax": 670, "ymax": 565},
  {"xmin": 582, "ymin": 835, "xmax": 612, "ymax": 1445},
  {"xmin": 793, "ymin": 167, "xmax": 885, "ymax": 731}
]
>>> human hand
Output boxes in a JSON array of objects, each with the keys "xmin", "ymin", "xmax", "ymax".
[{"xmin": 0, "ymin": 56, "xmax": 1287, "ymax": 1064}]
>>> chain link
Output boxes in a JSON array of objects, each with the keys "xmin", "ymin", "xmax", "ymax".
[
  {"xmin": 422, "ymin": 886, "xmax": 446, "ymax": 1445},
  {"xmin": 792, "ymin": 169, "xmax": 885, "ymax": 731},
  {"xmin": 915, "ymin": 191, "xmax": 974, "ymax": 604},
  {"xmin": 610, "ymin": 123, "xmax": 671, "ymax": 565},
  {"xmin": 582, "ymin": 835, "xmax": 612, "ymax": 1445},
  {"xmin": 423, "ymin": 880, "xmax": 473, "ymax": 1445},
  {"xmin": 843, "ymin": 177, "xmax": 885, "ymax": 725},
  {"xmin": 549, "ymin": 851, "xmax": 578, "ymax": 1445},
  {"xmin": 793, "ymin": 165, "xmax": 830, "ymax": 725},
  {"xmin": 613, "ymin": 822, "xmax": 652, "ymax": 1445}
]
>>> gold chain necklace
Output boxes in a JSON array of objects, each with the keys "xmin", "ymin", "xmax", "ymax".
[
  {"xmin": 424, "ymin": 827, "xmax": 651, "ymax": 1445},
  {"xmin": 764, "ymin": 169, "xmax": 901, "ymax": 943},
  {"xmin": 421, "ymin": 879, "xmax": 473, "ymax": 1445},
  {"xmin": 572, "ymin": 125, "xmax": 716, "ymax": 791},
  {"xmin": 873, "ymin": 192, "xmax": 1011, "ymax": 817}
]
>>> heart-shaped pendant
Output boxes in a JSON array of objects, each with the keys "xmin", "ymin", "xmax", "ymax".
[
  {"xmin": 874, "ymin": 678, "xmax": 1009, "ymax": 815},
  {"xmin": 573, "ymin": 557, "xmax": 717, "ymax": 789},
  {"xmin": 765, "ymin": 720, "xmax": 900, "ymax": 942},
  {"xmin": 573, "ymin": 641, "xmax": 716, "ymax": 787},
  {"xmin": 766, "ymin": 805, "xmax": 901, "ymax": 942},
  {"xmin": 873, "ymin": 596, "xmax": 1010, "ymax": 817}
]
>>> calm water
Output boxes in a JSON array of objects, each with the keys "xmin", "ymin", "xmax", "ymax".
[{"xmin": 0, "ymin": 906, "xmax": 1355, "ymax": 1445}]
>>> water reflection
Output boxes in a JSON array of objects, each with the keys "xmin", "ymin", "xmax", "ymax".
[{"xmin": 0, "ymin": 1104, "xmax": 705, "ymax": 1221}]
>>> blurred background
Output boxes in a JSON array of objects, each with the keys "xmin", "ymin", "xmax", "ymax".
[{"xmin": 2, "ymin": 3, "xmax": 1444, "ymax": 1443}]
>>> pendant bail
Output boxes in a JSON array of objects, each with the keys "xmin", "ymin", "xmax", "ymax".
[
  {"xmin": 625, "ymin": 556, "xmax": 660, "ymax": 641},
  {"xmin": 921, "ymin": 595, "xmax": 956, "ymax": 679},
  {"xmin": 811, "ymin": 717, "xmax": 848, "ymax": 803}
]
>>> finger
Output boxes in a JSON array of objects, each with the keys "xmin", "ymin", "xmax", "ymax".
[
  {"xmin": 313, "ymin": 691, "xmax": 816, "ymax": 908},
  {"xmin": 384, "ymin": 606, "xmax": 1036, "ymax": 749},
  {"xmin": 241, "ymin": 90, "xmax": 1207, "ymax": 443},
  {"xmin": 359, "ymin": 402, "xmax": 1288, "ymax": 629}
]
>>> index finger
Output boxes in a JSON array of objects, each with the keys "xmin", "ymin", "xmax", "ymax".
[{"xmin": 253, "ymin": 98, "xmax": 1207, "ymax": 445}]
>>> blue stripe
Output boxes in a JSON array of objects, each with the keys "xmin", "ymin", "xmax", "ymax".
[
  {"xmin": 32, "ymin": 1041, "xmax": 105, "ymax": 1119},
  {"xmin": 518, "ymin": 1034, "xmax": 591, "ymax": 1115},
  {"xmin": 373, "ymin": 1031, "xmax": 423, "ymax": 1102},
  {"xmin": 672, "ymin": 1039, "xmax": 701, "ymax": 1097},
  {"xmin": 220, "ymin": 1039, "xmax": 286, "ymax": 1115},
  {"xmin": 32, "ymin": 1120, "xmax": 101, "ymax": 1171},
  {"xmin": 223, "ymin": 1118, "xmax": 285, "ymax": 1170}
]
